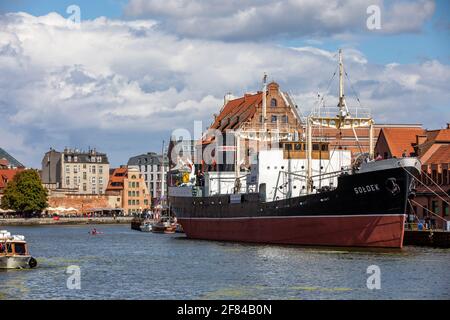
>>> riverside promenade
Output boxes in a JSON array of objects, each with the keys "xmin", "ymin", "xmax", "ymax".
[{"xmin": 0, "ymin": 216, "xmax": 133, "ymax": 226}]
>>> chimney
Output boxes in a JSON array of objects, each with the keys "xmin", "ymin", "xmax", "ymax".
[
  {"xmin": 416, "ymin": 135, "xmax": 427, "ymax": 146},
  {"xmin": 447, "ymin": 123, "xmax": 450, "ymax": 129},
  {"xmin": 224, "ymin": 92, "xmax": 232, "ymax": 106}
]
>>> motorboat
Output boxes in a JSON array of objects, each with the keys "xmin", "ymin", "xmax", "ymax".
[{"xmin": 0, "ymin": 230, "xmax": 37, "ymax": 269}]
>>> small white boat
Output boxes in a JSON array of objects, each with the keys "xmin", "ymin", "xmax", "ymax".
[
  {"xmin": 0, "ymin": 230, "xmax": 37, "ymax": 269},
  {"xmin": 140, "ymin": 222, "xmax": 152, "ymax": 232}
]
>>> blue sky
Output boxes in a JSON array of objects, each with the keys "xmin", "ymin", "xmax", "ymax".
[
  {"xmin": 0, "ymin": 0, "xmax": 449, "ymax": 168},
  {"xmin": 1, "ymin": 0, "xmax": 448, "ymax": 65}
]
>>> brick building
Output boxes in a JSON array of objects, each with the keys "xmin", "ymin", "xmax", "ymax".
[
  {"xmin": 105, "ymin": 166, "xmax": 151, "ymax": 215},
  {"xmin": 375, "ymin": 124, "xmax": 450, "ymax": 228},
  {"xmin": 0, "ymin": 168, "xmax": 24, "ymax": 207}
]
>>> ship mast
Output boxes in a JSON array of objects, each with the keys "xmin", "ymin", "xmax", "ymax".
[
  {"xmin": 262, "ymin": 73, "xmax": 268, "ymax": 132},
  {"xmin": 338, "ymin": 49, "xmax": 347, "ymax": 119},
  {"xmin": 306, "ymin": 49, "xmax": 374, "ymax": 194}
]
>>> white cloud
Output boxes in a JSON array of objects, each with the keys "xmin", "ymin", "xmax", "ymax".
[
  {"xmin": 0, "ymin": 11, "xmax": 448, "ymax": 167},
  {"xmin": 124, "ymin": 0, "xmax": 435, "ymax": 41}
]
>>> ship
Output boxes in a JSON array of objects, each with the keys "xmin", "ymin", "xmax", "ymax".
[{"xmin": 167, "ymin": 50, "xmax": 421, "ymax": 248}]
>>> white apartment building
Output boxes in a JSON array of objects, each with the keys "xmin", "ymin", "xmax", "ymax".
[
  {"xmin": 41, "ymin": 148, "xmax": 110, "ymax": 194},
  {"xmin": 127, "ymin": 152, "xmax": 169, "ymax": 201}
]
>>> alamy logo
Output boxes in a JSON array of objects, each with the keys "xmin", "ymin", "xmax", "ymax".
[
  {"xmin": 66, "ymin": 265, "xmax": 81, "ymax": 290},
  {"xmin": 66, "ymin": 5, "xmax": 81, "ymax": 29},
  {"xmin": 366, "ymin": 5, "xmax": 381, "ymax": 30},
  {"xmin": 366, "ymin": 265, "xmax": 381, "ymax": 290}
]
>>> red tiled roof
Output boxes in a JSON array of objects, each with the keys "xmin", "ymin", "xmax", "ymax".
[
  {"xmin": 434, "ymin": 129, "xmax": 450, "ymax": 142},
  {"xmin": 381, "ymin": 127, "xmax": 425, "ymax": 158},
  {"xmin": 424, "ymin": 145, "xmax": 450, "ymax": 164},
  {"xmin": 0, "ymin": 169, "xmax": 23, "ymax": 189},
  {"xmin": 210, "ymin": 92, "xmax": 262, "ymax": 131}
]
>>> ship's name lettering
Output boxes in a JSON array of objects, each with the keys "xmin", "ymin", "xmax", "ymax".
[{"xmin": 354, "ymin": 184, "xmax": 380, "ymax": 194}]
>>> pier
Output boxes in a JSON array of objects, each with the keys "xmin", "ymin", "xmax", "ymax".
[{"xmin": 0, "ymin": 216, "xmax": 133, "ymax": 226}]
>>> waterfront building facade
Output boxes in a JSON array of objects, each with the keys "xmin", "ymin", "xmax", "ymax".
[
  {"xmin": 127, "ymin": 152, "xmax": 169, "ymax": 204},
  {"xmin": 105, "ymin": 166, "xmax": 151, "ymax": 215},
  {"xmin": 375, "ymin": 124, "xmax": 450, "ymax": 228},
  {"xmin": 41, "ymin": 148, "xmax": 110, "ymax": 195}
]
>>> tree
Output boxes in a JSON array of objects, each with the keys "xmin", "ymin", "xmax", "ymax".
[{"xmin": 0, "ymin": 169, "xmax": 48, "ymax": 215}]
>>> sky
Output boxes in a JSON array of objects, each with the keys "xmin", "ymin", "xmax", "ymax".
[{"xmin": 0, "ymin": 0, "xmax": 449, "ymax": 168}]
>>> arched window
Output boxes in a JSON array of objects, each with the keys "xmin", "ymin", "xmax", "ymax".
[
  {"xmin": 131, "ymin": 175, "xmax": 136, "ymax": 179},
  {"xmin": 270, "ymin": 98, "xmax": 277, "ymax": 107}
]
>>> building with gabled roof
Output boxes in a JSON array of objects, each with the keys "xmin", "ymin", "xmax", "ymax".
[
  {"xmin": 106, "ymin": 166, "xmax": 151, "ymax": 215},
  {"xmin": 375, "ymin": 127, "xmax": 426, "ymax": 159},
  {"xmin": 0, "ymin": 148, "xmax": 25, "ymax": 169},
  {"xmin": 375, "ymin": 124, "xmax": 450, "ymax": 229}
]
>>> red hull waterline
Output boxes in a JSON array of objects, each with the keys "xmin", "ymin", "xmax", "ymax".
[{"xmin": 178, "ymin": 214, "xmax": 406, "ymax": 248}]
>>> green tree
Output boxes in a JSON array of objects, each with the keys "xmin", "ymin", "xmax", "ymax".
[{"xmin": 1, "ymin": 169, "xmax": 48, "ymax": 215}]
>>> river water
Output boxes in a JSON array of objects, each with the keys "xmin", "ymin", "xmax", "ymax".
[{"xmin": 0, "ymin": 224, "xmax": 449, "ymax": 299}]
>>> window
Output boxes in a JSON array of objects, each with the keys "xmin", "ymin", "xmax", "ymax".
[
  {"xmin": 92, "ymin": 166, "xmax": 96, "ymax": 174},
  {"xmin": 132, "ymin": 182, "xmax": 135, "ymax": 188},
  {"xmin": 67, "ymin": 156, "xmax": 72, "ymax": 162},
  {"xmin": 73, "ymin": 166, "xmax": 78, "ymax": 174},
  {"xmin": 281, "ymin": 115, "xmax": 288, "ymax": 123},
  {"xmin": 294, "ymin": 143, "xmax": 302, "ymax": 151},
  {"xmin": 65, "ymin": 177, "xmax": 70, "ymax": 186},
  {"xmin": 83, "ymin": 172, "xmax": 87, "ymax": 180},
  {"xmin": 136, "ymin": 191, "xmax": 140, "ymax": 197},
  {"xmin": 270, "ymin": 98, "xmax": 277, "ymax": 107},
  {"xmin": 431, "ymin": 201, "xmax": 440, "ymax": 215},
  {"xmin": 312, "ymin": 144, "xmax": 320, "ymax": 151},
  {"xmin": 131, "ymin": 175, "xmax": 136, "ymax": 179},
  {"xmin": 128, "ymin": 191, "xmax": 132, "ymax": 197},
  {"xmin": 128, "ymin": 200, "xmax": 132, "ymax": 205},
  {"xmin": 443, "ymin": 201, "xmax": 449, "ymax": 216},
  {"xmin": 284, "ymin": 144, "xmax": 292, "ymax": 150},
  {"xmin": 136, "ymin": 200, "xmax": 140, "ymax": 205},
  {"xmin": 99, "ymin": 166, "xmax": 103, "ymax": 174},
  {"xmin": 136, "ymin": 182, "xmax": 140, "ymax": 188},
  {"xmin": 97, "ymin": 156, "xmax": 102, "ymax": 163},
  {"xmin": 14, "ymin": 243, "xmax": 26, "ymax": 255},
  {"xmin": 83, "ymin": 183, "xmax": 87, "ymax": 191},
  {"xmin": 74, "ymin": 156, "xmax": 78, "ymax": 162},
  {"xmin": 99, "ymin": 177, "xmax": 103, "ymax": 184},
  {"xmin": 65, "ymin": 165, "xmax": 70, "ymax": 173},
  {"xmin": 321, "ymin": 144, "xmax": 328, "ymax": 151},
  {"xmin": 83, "ymin": 164, "xmax": 86, "ymax": 169},
  {"xmin": 271, "ymin": 115, "xmax": 277, "ymax": 123}
]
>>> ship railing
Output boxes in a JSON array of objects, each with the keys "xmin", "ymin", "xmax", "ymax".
[
  {"xmin": 240, "ymin": 122, "xmax": 296, "ymax": 133},
  {"xmin": 310, "ymin": 106, "xmax": 372, "ymax": 119}
]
